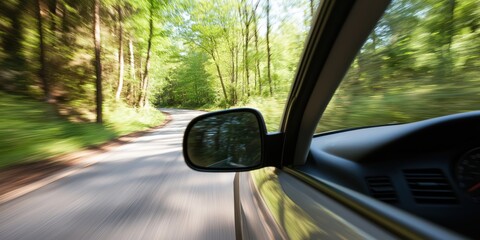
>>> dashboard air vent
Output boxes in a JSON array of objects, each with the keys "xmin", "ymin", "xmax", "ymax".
[
  {"xmin": 366, "ymin": 176, "xmax": 397, "ymax": 203},
  {"xmin": 403, "ymin": 169, "xmax": 457, "ymax": 204}
]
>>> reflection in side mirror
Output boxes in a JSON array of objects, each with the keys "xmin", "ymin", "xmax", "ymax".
[{"xmin": 183, "ymin": 109, "xmax": 266, "ymax": 171}]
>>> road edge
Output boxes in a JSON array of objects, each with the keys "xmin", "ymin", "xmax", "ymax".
[{"xmin": 0, "ymin": 110, "xmax": 172, "ymax": 205}]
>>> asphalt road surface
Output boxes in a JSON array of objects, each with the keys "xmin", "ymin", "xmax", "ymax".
[{"xmin": 0, "ymin": 109, "xmax": 235, "ymax": 240}]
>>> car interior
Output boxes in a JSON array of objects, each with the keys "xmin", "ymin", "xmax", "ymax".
[
  {"xmin": 278, "ymin": 0, "xmax": 479, "ymax": 238},
  {"xmin": 298, "ymin": 111, "xmax": 480, "ymax": 238}
]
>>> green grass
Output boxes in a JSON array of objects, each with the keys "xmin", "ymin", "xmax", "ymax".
[
  {"xmin": 0, "ymin": 94, "xmax": 165, "ymax": 168},
  {"xmin": 104, "ymin": 102, "xmax": 166, "ymax": 135}
]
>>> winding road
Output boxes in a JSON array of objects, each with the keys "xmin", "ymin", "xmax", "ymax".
[{"xmin": 0, "ymin": 109, "xmax": 235, "ymax": 240}]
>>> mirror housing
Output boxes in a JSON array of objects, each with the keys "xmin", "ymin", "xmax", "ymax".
[{"xmin": 183, "ymin": 108, "xmax": 279, "ymax": 172}]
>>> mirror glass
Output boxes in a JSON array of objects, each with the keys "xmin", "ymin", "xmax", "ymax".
[{"xmin": 187, "ymin": 111, "xmax": 262, "ymax": 169}]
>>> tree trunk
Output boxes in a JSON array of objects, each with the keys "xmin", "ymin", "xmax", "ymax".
[
  {"xmin": 211, "ymin": 52, "xmax": 229, "ymax": 105},
  {"xmin": 128, "ymin": 37, "xmax": 136, "ymax": 104},
  {"xmin": 142, "ymin": 76, "xmax": 150, "ymax": 107},
  {"xmin": 222, "ymin": 27, "xmax": 236, "ymax": 103},
  {"xmin": 93, "ymin": 0, "xmax": 103, "ymax": 123},
  {"xmin": 242, "ymin": 0, "xmax": 252, "ymax": 97},
  {"xmin": 115, "ymin": 6, "xmax": 124, "ymax": 102},
  {"xmin": 253, "ymin": 7, "xmax": 261, "ymax": 95},
  {"xmin": 255, "ymin": 25, "xmax": 262, "ymax": 94},
  {"xmin": 227, "ymin": 39, "xmax": 237, "ymax": 104},
  {"xmin": 37, "ymin": 0, "xmax": 51, "ymax": 102},
  {"xmin": 139, "ymin": 0, "xmax": 154, "ymax": 107},
  {"xmin": 237, "ymin": 2, "xmax": 246, "ymax": 100},
  {"xmin": 129, "ymin": 38, "xmax": 136, "ymax": 82},
  {"xmin": 0, "ymin": 0, "xmax": 28, "ymax": 93},
  {"xmin": 266, "ymin": 0, "xmax": 273, "ymax": 96},
  {"xmin": 139, "ymin": 58, "xmax": 144, "ymax": 85},
  {"xmin": 244, "ymin": 21, "xmax": 250, "ymax": 97},
  {"xmin": 235, "ymin": 44, "xmax": 240, "ymax": 103},
  {"xmin": 47, "ymin": 0, "xmax": 58, "ymax": 42}
]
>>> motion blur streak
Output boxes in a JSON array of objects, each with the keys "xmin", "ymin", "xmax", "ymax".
[{"xmin": 0, "ymin": 109, "xmax": 235, "ymax": 240}]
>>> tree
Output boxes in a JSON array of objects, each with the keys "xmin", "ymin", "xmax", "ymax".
[
  {"xmin": 115, "ymin": 5, "xmax": 125, "ymax": 102},
  {"xmin": 252, "ymin": 5, "xmax": 261, "ymax": 94},
  {"xmin": 182, "ymin": 1, "xmax": 231, "ymax": 105},
  {"xmin": 36, "ymin": 0, "xmax": 51, "ymax": 102},
  {"xmin": 238, "ymin": 0, "xmax": 260, "ymax": 97},
  {"xmin": 127, "ymin": 36, "xmax": 136, "ymax": 104},
  {"xmin": 138, "ymin": 0, "xmax": 154, "ymax": 107},
  {"xmin": 266, "ymin": 0, "xmax": 272, "ymax": 95},
  {"xmin": 93, "ymin": 0, "xmax": 103, "ymax": 123},
  {"xmin": 160, "ymin": 51, "xmax": 215, "ymax": 107},
  {"xmin": 0, "ymin": 0, "xmax": 29, "ymax": 93}
]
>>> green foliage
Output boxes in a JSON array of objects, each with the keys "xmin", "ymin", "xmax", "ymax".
[
  {"xmin": 317, "ymin": 0, "xmax": 480, "ymax": 133},
  {"xmin": 104, "ymin": 101, "xmax": 166, "ymax": 135},
  {"xmin": 0, "ymin": 0, "xmax": 314, "ymax": 132},
  {"xmin": 241, "ymin": 96, "xmax": 287, "ymax": 132},
  {"xmin": 2, "ymin": 0, "xmax": 480, "ymax": 162},
  {"xmin": 155, "ymin": 0, "xmax": 311, "ymax": 131},
  {"xmin": 0, "ymin": 93, "xmax": 165, "ymax": 168},
  {"xmin": 157, "ymin": 51, "xmax": 215, "ymax": 108}
]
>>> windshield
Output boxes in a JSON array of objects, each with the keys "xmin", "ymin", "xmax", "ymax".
[{"xmin": 317, "ymin": 0, "xmax": 480, "ymax": 133}]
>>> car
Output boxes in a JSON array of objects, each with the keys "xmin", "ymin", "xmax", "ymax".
[{"xmin": 183, "ymin": 0, "xmax": 478, "ymax": 239}]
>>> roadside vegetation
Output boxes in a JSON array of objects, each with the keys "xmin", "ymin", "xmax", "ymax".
[
  {"xmin": 316, "ymin": 1, "xmax": 480, "ymax": 133},
  {"xmin": 1, "ymin": 0, "xmax": 311, "ymax": 167},
  {"xmin": 0, "ymin": 94, "xmax": 164, "ymax": 168},
  {"xmin": 1, "ymin": 0, "xmax": 479, "ymax": 166}
]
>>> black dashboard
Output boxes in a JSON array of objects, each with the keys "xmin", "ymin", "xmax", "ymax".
[{"xmin": 297, "ymin": 111, "xmax": 480, "ymax": 238}]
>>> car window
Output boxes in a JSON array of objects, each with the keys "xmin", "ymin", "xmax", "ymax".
[
  {"xmin": 242, "ymin": 1, "xmax": 320, "ymax": 132},
  {"xmin": 316, "ymin": 0, "xmax": 480, "ymax": 133}
]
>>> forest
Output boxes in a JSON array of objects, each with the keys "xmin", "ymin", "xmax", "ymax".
[
  {"xmin": 318, "ymin": 0, "xmax": 480, "ymax": 132},
  {"xmin": 0, "ymin": 0, "xmax": 479, "ymax": 165},
  {"xmin": 0, "ymin": 0, "xmax": 318, "ymax": 124},
  {"xmin": 0, "ymin": 0, "xmax": 318, "ymax": 166}
]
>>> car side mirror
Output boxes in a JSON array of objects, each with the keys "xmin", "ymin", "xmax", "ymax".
[{"xmin": 183, "ymin": 108, "xmax": 270, "ymax": 172}]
